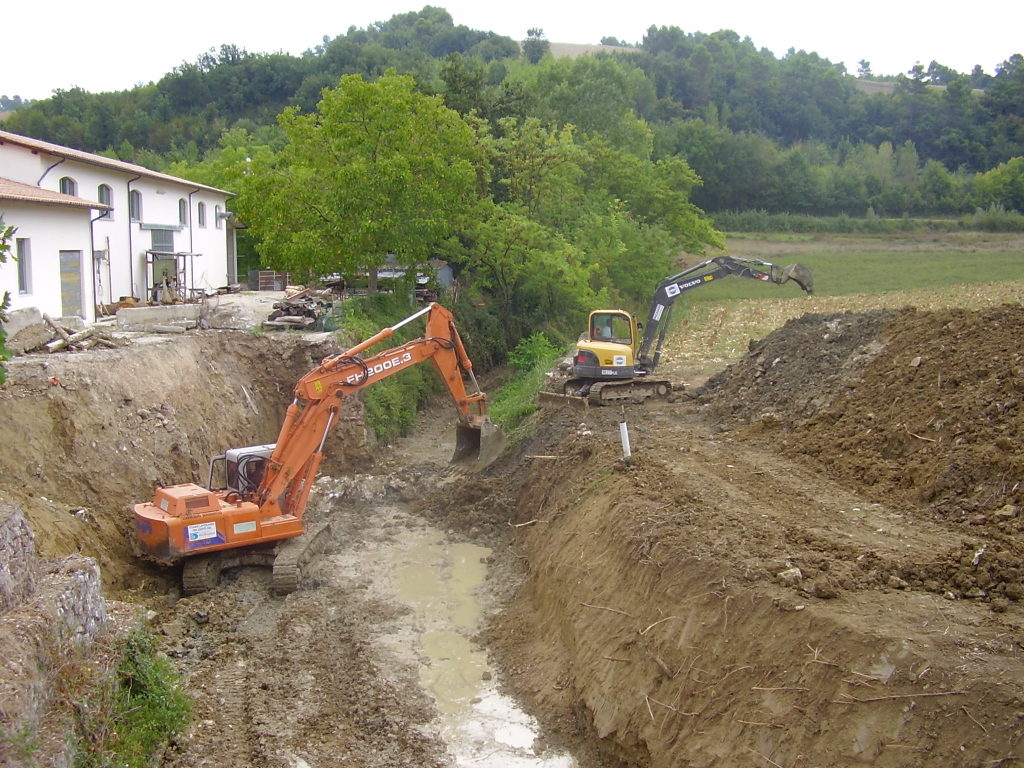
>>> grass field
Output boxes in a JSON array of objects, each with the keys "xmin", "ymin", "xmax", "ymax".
[{"xmin": 661, "ymin": 232, "xmax": 1024, "ymax": 363}]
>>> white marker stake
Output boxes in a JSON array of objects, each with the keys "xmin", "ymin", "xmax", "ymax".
[{"xmin": 619, "ymin": 419, "xmax": 632, "ymax": 461}]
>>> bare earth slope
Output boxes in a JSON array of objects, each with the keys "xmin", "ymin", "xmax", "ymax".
[
  {"xmin": 2, "ymin": 286, "xmax": 1023, "ymax": 767},
  {"xmin": 472, "ymin": 301, "xmax": 1024, "ymax": 767}
]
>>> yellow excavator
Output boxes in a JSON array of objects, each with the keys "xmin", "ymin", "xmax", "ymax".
[{"xmin": 547, "ymin": 256, "xmax": 813, "ymax": 406}]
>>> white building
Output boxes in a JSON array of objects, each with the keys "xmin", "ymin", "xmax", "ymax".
[{"xmin": 0, "ymin": 129, "xmax": 236, "ymax": 323}]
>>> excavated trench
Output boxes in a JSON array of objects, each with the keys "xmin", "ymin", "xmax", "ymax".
[{"xmin": 3, "ymin": 300, "xmax": 1024, "ymax": 767}]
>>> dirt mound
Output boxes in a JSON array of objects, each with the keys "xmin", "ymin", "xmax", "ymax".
[
  {"xmin": 695, "ymin": 309, "xmax": 899, "ymax": 424},
  {"xmin": 698, "ymin": 304, "xmax": 1024, "ymax": 520}
]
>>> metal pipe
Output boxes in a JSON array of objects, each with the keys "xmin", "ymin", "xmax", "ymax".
[
  {"xmin": 126, "ymin": 175, "xmax": 141, "ymax": 299},
  {"xmin": 88, "ymin": 209, "xmax": 108, "ymax": 317}
]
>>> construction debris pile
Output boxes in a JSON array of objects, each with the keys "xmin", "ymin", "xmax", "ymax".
[
  {"xmin": 261, "ymin": 287, "xmax": 331, "ymax": 331},
  {"xmin": 4, "ymin": 311, "xmax": 128, "ymax": 355}
]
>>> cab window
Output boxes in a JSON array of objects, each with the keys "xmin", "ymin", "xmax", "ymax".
[{"xmin": 590, "ymin": 313, "xmax": 631, "ymax": 344}]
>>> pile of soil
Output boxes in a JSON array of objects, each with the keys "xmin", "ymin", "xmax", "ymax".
[
  {"xmin": 474, "ymin": 303, "xmax": 1024, "ymax": 767},
  {"xmin": 697, "ymin": 305, "xmax": 1024, "ymax": 522}
]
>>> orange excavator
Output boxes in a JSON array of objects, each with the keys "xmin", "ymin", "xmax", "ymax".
[{"xmin": 133, "ymin": 302, "xmax": 504, "ymax": 594}]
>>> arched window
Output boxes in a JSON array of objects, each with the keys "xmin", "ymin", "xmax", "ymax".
[
  {"xmin": 197, "ymin": 201, "xmax": 207, "ymax": 228},
  {"xmin": 178, "ymin": 198, "xmax": 188, "ymax": 226},
  {"xmin": 59, "ymin": 176, "xmax": 78, "ymax": 196},
  {"xmin": 97, "ymin": 184, "xmax": 113, "ymax": 219},
  {"xmin": 215, "ymin": 204, "xmax": 223, "ymax": 229},
  {"xmin": 129, "ymin": 189, "xmax": 142, "ymax": 222}
]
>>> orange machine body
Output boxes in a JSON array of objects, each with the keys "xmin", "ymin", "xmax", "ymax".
[
  {"xmin": 134, "ymin": 483, "xmax": 304, "ymax": 564},
  {"xmin": 133, "ymin": 302, "xmax": 495, "ymax": 565}
]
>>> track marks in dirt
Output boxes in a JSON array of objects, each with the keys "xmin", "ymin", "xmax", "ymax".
[{"xmin": 159, "ymin": 565, "xmax": 446, "ymax": 768}]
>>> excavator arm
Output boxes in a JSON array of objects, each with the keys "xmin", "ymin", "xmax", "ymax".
[
  {"xmin": 256, "ymin": 302, "xmax": 494, "ymax": 520},
  {"xmin": 637, "ymin": 256, "xmax": 813, "ymax": 372}
]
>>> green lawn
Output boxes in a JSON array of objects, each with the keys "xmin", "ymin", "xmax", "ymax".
[{"xmin": 684, "ymin": 245, "xmax": 1024, "ymax": 302}]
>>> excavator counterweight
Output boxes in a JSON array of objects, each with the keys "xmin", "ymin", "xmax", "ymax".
[{"xmin": 133, "ymin": 302, "xmax": 503, "ymax": 593}]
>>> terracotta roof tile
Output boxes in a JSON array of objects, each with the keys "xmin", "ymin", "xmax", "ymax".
[
  {"xmin": 0, "ymin": 129, "xmax": 233, "ymax": 196},
  {"xmin": 0, "ymin": 176, "xmax": 112, "ymax": 210}
]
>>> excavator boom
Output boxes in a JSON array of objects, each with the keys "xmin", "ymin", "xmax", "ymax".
[{"xmin": 133, "ymin": 302, "xmax": 504, "ymax": 592}]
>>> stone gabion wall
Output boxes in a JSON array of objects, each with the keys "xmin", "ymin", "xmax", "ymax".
[
  {"xmin": 0, "ymin": 502, "xmax": 108, "ymax": 766},
  {"xmin": 0, "ymin": 502, "xmax": 39, "ymax": 612}
]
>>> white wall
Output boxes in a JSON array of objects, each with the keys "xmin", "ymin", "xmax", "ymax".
[
  {"xmin": 2, "ymin": 136, "xmax": 234, "ymax": 316},
  {"xmin": 0, "ymin": 201, "xmax": 96, "ymax": 320}
]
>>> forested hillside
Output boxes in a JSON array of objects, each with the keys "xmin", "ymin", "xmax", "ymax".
[
  {"xmin": 3, "ymin": 6, "xmax": 1022, "ymax": 363},
  {"xmin": 5, "ymin": 7, "xmax": 1023, "ymax": 220}
]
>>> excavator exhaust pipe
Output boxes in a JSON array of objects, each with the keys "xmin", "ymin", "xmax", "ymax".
[{"xmin": 452, "ymin": 420, "xmax": 506, "ymax": 468}]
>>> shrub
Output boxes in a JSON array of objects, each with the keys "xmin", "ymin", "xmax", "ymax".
[
  {"xmin": 73, "ymin": 627, "xmax": 190, "ymax": 768},
  {"xmin": 0, "ymin": 219, "xmax": 14, "ymax": 383},
  {"xmin": 490, "ymin": 332, "xmax": 564, "ymax": 435},
  {"xmin": 962, "ymin": 204, "xmax": 1024, "ymax": 232}
]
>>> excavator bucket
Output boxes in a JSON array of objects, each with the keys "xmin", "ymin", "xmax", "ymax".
[
  {"xmin": 452, "ymin": 419, "xmax": 506, "ymax": 468},
  {"xmin": 778, "ymin": 263, "xmax": 814, "ymax": 294}
]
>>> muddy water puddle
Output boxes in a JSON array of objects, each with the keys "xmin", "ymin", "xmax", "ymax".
[{"xmin": 337, "ymin": 508, "xmax": 574, "ymax": 767}]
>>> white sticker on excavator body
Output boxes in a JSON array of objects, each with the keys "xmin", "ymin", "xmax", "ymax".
[
  {"xmin": 233, "ymin": 521, "xmax": 257, "ymax": 534},
  {"xmin": 186, "ymin": 521, "xmax": 217, "ymax": 542},
  {"xmin": 159, "ymin": 498, "xmax": 169, "ymax": 512},
  {"xmin": 652, "ymin": 304, "xmax": 665, "ymax": 322},
  {"xmin": 614, "ymin": 355, "xmax": 627, "ymax": 366}
]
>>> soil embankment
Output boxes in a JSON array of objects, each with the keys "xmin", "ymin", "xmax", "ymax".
[
  {"xmin": 470, "ymin": 303, "xmax": 1024, "ymax": 767},
  {"xmin": 2, "ymin": 297, "xmax": 1023, "ymax": 767}
]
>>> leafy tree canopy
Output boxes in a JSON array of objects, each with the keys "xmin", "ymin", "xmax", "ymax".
[{"xmin": 236, "ymin": 72, "xmax": 481, "ymax": 278}]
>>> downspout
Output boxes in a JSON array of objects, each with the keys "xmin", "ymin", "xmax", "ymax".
[
  {"xmin": 88, "ymin": 209, "xmax": 108, "ymax": 318},
  {"xmin": 127, "ymin": 175, "xmax": 141, "ymax": 299},
  {"xmin": 187, "ymin": 187, "xmax": 199, "ymax": 253},
  {"xmin": 37, "ymin": 157, "xmax": 65, "ymax": 186},
  {"xmin": 188, "ymin": 187, "xmax": 200, "ymax": 297}
]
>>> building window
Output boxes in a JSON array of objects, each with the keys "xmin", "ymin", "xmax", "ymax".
[
  {"xmin": 97, "ymin": 184, "xmax": 113, "ymax": 219},
  {"xmin": 197, "ymin": 201, "xmax": 207, "ymax": 228},
  {"xmin": 215, "ymin": 204, "xmax": 223, "ymax": 229},
  {"xmin": 16, "ymin": 238, "xmax": 32, "ymax": 294},
  {"xmin": 129, "ymin": 189, "xmax": 142, "ymax": 221},
  {"xmin": 151, "ymin": 229, "xmax": 175, "ymax": 253},
  {"xmin": 59, "ymin": 176, "xmax": 78, "ymax": 196},
  {"xmin": 178, "ymin": 198, "xmax": 188, "ymax": 227}
]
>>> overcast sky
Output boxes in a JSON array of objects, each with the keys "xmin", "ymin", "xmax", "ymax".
[{"xmin": 4, "ymin": 0, "xmax": 1021, "ymax": 100}]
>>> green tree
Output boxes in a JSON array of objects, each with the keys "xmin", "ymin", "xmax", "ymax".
[
  {"xmin": 522, "ymin": 28, "xmax": 549, "ymax": 65},
  {"xmin": 446, "ymin": 203, "xmax": 593, "ymax": 347},
  {"xmin": 974, "ymin": 156, "xmax": 1024, "ymax": 211},
  {"xmin": 237, "ymin": 73, "xmax": 482, "ymax": 286}
]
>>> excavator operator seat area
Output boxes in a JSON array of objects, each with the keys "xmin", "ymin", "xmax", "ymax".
[
  {"xmin": 225, "ymin": 444, "xmax": 275, "ymax": 496},
  {"xmin": 589, "ymin": 311, "xmax": 634, "ymax": 346}
]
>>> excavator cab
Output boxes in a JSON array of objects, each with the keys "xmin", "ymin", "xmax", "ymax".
[
  {"xmin": 208, "ymin": 444, "xmax": 275, "ymax": 495},
  {"xmin": 573, "ymin": 310, "xmax": 642, "ymax": 382}
]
